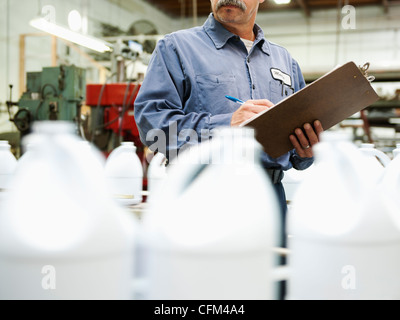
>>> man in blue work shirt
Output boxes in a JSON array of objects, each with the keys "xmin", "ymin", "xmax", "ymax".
[{"xmin": 134, "ymin": 0, "xmax": 324, "ymax": 241}]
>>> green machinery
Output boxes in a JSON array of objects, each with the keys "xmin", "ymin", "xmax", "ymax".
[{"xmin": 8, "ymin": 65, "xmax": 86, "ymax": 134}]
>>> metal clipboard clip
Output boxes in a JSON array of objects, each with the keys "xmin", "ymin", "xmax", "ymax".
[{"xmin": 359, "ymin": 62, "xmax": 375, "ymax": 83}]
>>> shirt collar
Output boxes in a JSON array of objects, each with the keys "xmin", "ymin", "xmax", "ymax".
[{"xmin": 203, "ymin": 13, "xmax": 271, "ymax": 55}]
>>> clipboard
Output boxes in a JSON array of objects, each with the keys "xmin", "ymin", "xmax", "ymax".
[{"xmin": 240, "ymin": 61, "xmax": 379, "ymax": 158}]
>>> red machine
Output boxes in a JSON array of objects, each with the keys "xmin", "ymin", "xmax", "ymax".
[
  {"xmin": 85, "ymin": 82, "xmax": 148, "ymax": 192},
  {"xmin": 86, "ymin": 83, "xmax": 141, "ymax": 139}
]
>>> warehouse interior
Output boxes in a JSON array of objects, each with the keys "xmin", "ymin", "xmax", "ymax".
[{"xmin": 1, "ymin": 0, "xmax": 400, "ymax": 301}]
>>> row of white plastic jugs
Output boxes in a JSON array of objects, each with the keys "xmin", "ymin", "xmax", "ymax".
[
  {"xmin": 0, "ymin": 122, "xmax": 141, "ymax": 299},
  {"xmin": 0, "ymin": 138, "xmax": 167, "ymax": 207},
  {"xmin": 2, "ymin": 122, "xmax": 400, "ymax": 300},
  {"xmin": 282, "ymin": 142, "xmax": 400, "ymax": 203},
  {"xmin": 0, "ymin": 124, "xmax": 282, "ymax": 300},
  {"xmin": 140, "ymin": 130, "xmax": 400, "ymax": 300},
  {"xmin": 2, "ymin": 138, "xmax": 397, "ymax": 208},
  {"xmin": 286, "ymin": 134, "xmax": 400, "ymax": 300},
  {"xmin": 0, "ymin": 123, "xmax": 276, "ymax": 300}
]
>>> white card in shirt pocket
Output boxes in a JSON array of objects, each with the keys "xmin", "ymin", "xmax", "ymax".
[{"xmin": 270, "ymin": 68, "xmax": 292, "ymax": 87}]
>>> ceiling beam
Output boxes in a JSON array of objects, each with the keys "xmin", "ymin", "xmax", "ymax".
[
  {"xmin": 193, "ymin": 0, "xmax": 198, "ymax": 26},
  {"xmin": 382, "ymin": 0, "xmax": 389, "ymax": 13},
  {"xmin": 387, "ymin": 0, "xmax": 400, "ymax": 6},
  {"xmin": 295, "ymin": 0, "xmax": 311, "ymax": 17}
]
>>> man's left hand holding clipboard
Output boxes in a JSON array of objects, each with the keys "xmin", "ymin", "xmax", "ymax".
[{"xmin": 229, "ymin": 96, "xmax": 324, "ymax": 158}]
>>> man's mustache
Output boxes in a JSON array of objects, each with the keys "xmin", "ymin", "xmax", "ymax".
[{"xmin": 215, "ymin": 0, "xmax": 247, "ymax": 12}]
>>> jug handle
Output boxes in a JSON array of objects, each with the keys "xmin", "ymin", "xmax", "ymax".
[
  {"xmin": 162, "ymin": 138, "xmax": 227, "ymax": 197},
  {"xmin": 368, "ymin": 148, "xmax": 391, "ymax": 167},
  {"xmin": 271, "ymin": 266, "xmax": 290, "ymax": 282},
  {"xmin": 151, "ymin": 152, "xmax": 167, "ymax": 167},
  {"xmin": 380, "ymin": 156, "xmax": 400, "ymax": 200}
]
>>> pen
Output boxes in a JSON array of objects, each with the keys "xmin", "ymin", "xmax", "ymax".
[{"xmin": 225, "ymin": 95, "xmax": 245, "ymax": 105}]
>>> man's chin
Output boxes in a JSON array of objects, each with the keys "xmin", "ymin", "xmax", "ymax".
[{"xmin": 216, "ymin": 13, "xmax": 241, "ymax": 24}]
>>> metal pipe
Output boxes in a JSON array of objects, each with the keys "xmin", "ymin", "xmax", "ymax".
[{"xmin": 193, "ymin": 0, "xmax": 197, "ymax": 26}]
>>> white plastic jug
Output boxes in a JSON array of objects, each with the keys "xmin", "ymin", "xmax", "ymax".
[
  {"xmin": 146, "ymin": 152, "xmax": 167, "ymax": 201},
  {"xmin": 104, "ymin": 141, "xmax": 143, "ymax": 206},
  {"xmin": 0, "ymin": 121, "xmax": 137, "ymax": 300},
  {"xmin": 359, "ymin": 143, "xmax": 391, "ymax": 168},
  {"xmin": 142, "ymin": 127, "xmax": 282, "ymax": 300},
  {"xmin": 288, "ymin": 131, "xmax": 400, "ymax": 300},
  {"xmin": 17, "ymin": 142, "xmax": 36, "ymax": 167},
  {"xmin": 79, "ymin": 140, "xmax": 106, "ymax": 168},
  {"xmin": 0, "ymin": 140, "xmax": 17, "ymax": 200},
  {"xmin": 379, "ymin": 152, "xmax": 400, "ymax": 210},
  {"xmin": 282, "ymin": 165, "xmax": 314, "ymax": 206},
  {"xmin": 393, "ymin": 143, "xmax": 400, "ymax": 159}
]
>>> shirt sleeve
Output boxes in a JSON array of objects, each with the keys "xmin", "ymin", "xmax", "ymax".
[
  {"xmin": 134, "ymin": 36, "xmax": 232, "ymax": 158},
  {"xmin": 289, "ymin": 58, "xmax": 314, "ymax": 170}
]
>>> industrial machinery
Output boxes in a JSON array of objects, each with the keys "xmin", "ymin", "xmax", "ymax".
[
  {"xmin": 6, "ymin": 50, "xmax": 148, "ymax": 192},
  {"xmin": 84, "ymin": 37, "xmax": 147, "ymax": 173},
  {"xmin": 7, "ymin": 65, "xmax": 86, "ymax": 135},
  {"xmin": 85, "ymin": 81, "xmax": 145, "ymax": 161}
]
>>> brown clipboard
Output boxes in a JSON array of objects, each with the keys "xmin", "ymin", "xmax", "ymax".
[{"xmin": 240, "ymin": 61, "xmax": 379, "ymax": 158}]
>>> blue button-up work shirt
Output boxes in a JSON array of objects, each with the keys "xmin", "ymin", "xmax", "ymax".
[{"xmin": 134, "ymin": 13, "xmax": 313, "ymax": 171}]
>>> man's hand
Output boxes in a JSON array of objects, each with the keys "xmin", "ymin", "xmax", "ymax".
[
  {"xmin": 230, "ymin": 99, "xmax": 274, "ymax": 127},
  {"xmin": 289, "ymin": 120, "xmax": 324, "ymax": 158}
]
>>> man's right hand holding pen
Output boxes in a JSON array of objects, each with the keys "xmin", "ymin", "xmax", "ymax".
[
  {"xmin": 228, "ymin": 97, "xmax": 324, "ymax": 158},
  {"xmin": 230, "ymin": 98, "xmax": 274, "ymax": 127}
]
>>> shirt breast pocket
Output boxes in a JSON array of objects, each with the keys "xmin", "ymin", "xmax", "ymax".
[
  {"xmin": 269, "ymin": 80, "xmax": 294, "ymax": 104},
  {"xmin": 195, "ymin": 74, "xmax": 237, "ymax": 113}
]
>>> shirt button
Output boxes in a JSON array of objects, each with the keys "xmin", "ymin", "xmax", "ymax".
[
  {"xmin": 252, "ymin": 84, "xmax": 256, "ymax": 90},
  {"xmin": 247, "ymin": 57, "xmax": 250, "ymax": 63}
]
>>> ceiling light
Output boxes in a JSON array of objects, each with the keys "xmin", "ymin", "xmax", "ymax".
[
  {"xmin": 30, "ymin": 17, "xmax": 113, "ymax": 53},
  {"xmin": 274, "ymin": 0, "xmax": 291, "ymax": 4}
]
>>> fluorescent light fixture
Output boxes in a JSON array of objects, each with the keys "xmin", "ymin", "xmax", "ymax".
[
  {"xmin": 30, "ymin": 17, "xmax": 113, "ymax": 53},
  {"xmin": 274, "ymin": 0, "xmax": 291, "ymax": 4}
]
